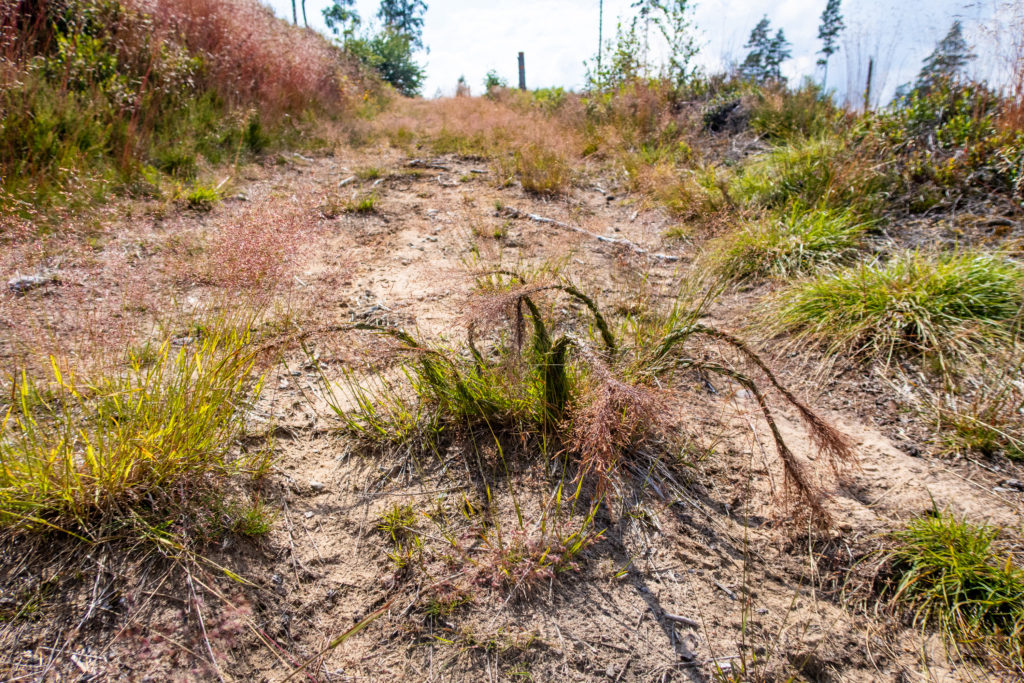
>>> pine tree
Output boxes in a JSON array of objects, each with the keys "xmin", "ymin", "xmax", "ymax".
[
  {"xmin": 740, "ymin": 16, "xmax": 790, "ymax": 83},
  {"xmin": 739, "ymin": 16, "xmax": 771, "ymax": 81},
  {"xmin": 915, "ymin": 20, "xmax": 976, "ymax": 90},
  {"xmin": 816, "ymin": 0, "xmax": 844, "ymax": 88},
  {"xmin": 377, "ymin": 0, "xmax": 429, "ymax": 49},
  {"xmin": 765, "ymin": 29, "xmax": 792, "ymax": 81}
]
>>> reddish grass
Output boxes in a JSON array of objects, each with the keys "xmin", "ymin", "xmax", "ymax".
[
  {"xmin": 128, "ymin": 0, "xmax": 359, "ymax": 113},
  {"xmin": 2, "ymin": 0, "xmax": 364, "ymax": 115},
  {"xmin": 203, "ymin": 199, "xmax": 313, "ymax": 294}
]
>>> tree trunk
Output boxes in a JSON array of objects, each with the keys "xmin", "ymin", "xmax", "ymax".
[
  {"xmin": 290, "ymin": 0, "xmax": 297, "ymax": 25},
  {"xmin": 301, "ymin": 0, "xmax": 308, "ymax": 28}
]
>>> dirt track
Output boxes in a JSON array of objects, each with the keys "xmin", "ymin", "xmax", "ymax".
[{"xmin": 3, "ymin": 144, "xmax": 1023, "ymax": 681}]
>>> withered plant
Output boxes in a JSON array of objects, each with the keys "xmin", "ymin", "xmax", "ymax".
[{"xmin": 317, "ymin": 271, "xmax": 853, "ymax": 526}]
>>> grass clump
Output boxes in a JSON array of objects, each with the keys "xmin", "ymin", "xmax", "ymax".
[
  {"xmin": 708, "ymin": 207, "xmax": 869, "ymax": 282},
  {"xmin": 732, "ymin": 136, "xmax": 885, "ymax": 214},
  {"xmin": 884, "ymin": 512, "xmax": 1024, "ymax": 669},
  {"xmin": 346, "ymin": 192, "xmax": 379, "ymax": 213},
  {"xmin": 186, "ymin": 183, "xmax": 221, "ymax": 211},
  {"xmin": 0, "ymin": 327, "xmax": 270, "ymax": 542},
  {"xmin": 515, "ymin": 144, "xmax": 571, "ymax": 195},
  {"xmin": 771, "ymin": 251, "xmax": 1024, "ymax": 362}
]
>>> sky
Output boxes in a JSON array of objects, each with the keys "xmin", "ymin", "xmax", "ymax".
[{"xmin": 265, "ymin": 1, "xmax": 1014, "ymax": 105}]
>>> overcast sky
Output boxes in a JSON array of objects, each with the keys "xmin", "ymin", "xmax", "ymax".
[{"xmin": 265, "ymin": 1, "xmax": 1011, "ymax": 105}]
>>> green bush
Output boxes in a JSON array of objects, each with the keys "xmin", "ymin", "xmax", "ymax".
[
  {"xmin": 346, "ymin": 29, "xmax": 425, "ymax": 97},
  {"xmin": 872, "ymin": 77, "xmax": 1023, "ymax": 199}
]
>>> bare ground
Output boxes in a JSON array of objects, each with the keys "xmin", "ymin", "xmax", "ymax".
[{"xmin": 2, "ymin": 143, "xmax": 1022, "ymax": 682}]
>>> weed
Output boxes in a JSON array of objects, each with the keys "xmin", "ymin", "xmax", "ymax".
[
  {"xmin": 884, "ymin": 512, "xmax": 1024, "ymax": 669},
  {"xmin": 1, "ymin": 0, "xmax": 371, "ymax": 212},
  {"xmin": 378, "ymin": 503, "xmax": 417, "ymax": 542},
  {"xmin": 770, "ymin": 251, "xmax": 1024, "ymax": 364},
  {"xmin": 648, "ymin": 162, "xmax": 731, "ymax": 224},
  {"xmin": 346, "ymin": 192, "xmax": 379, "ymax": 214}
]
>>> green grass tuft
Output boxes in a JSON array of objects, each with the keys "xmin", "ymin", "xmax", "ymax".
[
  {"xmin": 0, "ymin": 327, "xmax": 269, "ymax": 542},
  {"xmin": 731, "ymin": 136, "xmax": 886, "ymax": 213},
  {"xmin": 186, "ymin": 183, "xmax": 220, "ymax": 211},
  {"xmin": 708, "ymin": 207, "xmax": 869, "ymax": 282},
  {"xmin": 886, "ymin": 512, "xmax": 1024, "ymax": 668},
  {"xmin": 770, "ymin": 251, "xmax": 1024, "ymax": 362},
  {"xmin": 346, "ymin": 192, "xmax": 379, "ymax": 213}
]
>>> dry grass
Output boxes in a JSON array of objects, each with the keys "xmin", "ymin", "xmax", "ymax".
[
  {"xmin": 126, "ymin": 0, "xmax": 361, "ymax": 113},
  {"xmin": 374, "ymin": 96, "xmax": 582, "ymax": 195}
]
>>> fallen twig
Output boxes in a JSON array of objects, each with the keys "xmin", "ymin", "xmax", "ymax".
[
  {"xmin": 663, "ymin": 612, "xmax": 701, "ymax": 628},
  {"xmin": 500, "ymin": 207, "xmax": 679, "ymax": 262}
]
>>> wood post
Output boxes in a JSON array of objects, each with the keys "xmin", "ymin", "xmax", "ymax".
[
  {"xmin": 863, "ymin": 57, "xmax": 874, "ymax": 112},
  {"xmin": 518, "ymin": 52, "xmax": 526, "ymax": 91}
]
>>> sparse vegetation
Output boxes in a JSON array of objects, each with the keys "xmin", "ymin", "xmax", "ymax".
[
  {"xmin": 4, "ymin": 0, "xmax": 1024, "ymax": 679},
  {"xmin": 322, "ymin": 274, "xmax": 851, "ymax": 523}
]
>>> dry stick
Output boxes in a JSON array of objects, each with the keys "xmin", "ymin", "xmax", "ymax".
[
  {"xmin": 186, "ymin": 570, "xmax": 226, "ymax": 683},
  {"xmin": 502, "ymin": 207, "xmax": 679, "ymax": 262},
  {"xmin": 281, "ymin": 498, "xmax": 304, "ymax": 585}
]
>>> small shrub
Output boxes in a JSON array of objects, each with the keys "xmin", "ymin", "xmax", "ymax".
[
  {"xmin": 771, "ymin": 251, "xmax": 1024, "ymax": 362},
  {"xmin": 708, "ymin": 207, "xmax": 869, "ymax": 282},
  {"xmin": 884, "ymin": 513, "xmax": 1024, "ymax": 669}
]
